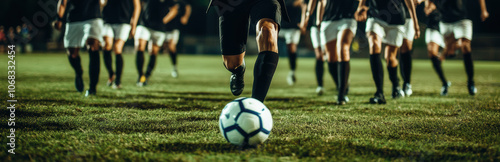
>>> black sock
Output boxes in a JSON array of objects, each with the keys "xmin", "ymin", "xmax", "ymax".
[
  {"xmin": 399, "ymin": 51, "xmax": 412, "ymax": 84},
  {"xmin": 89, "ymin": 50, "xmax": 100, "ymax": 92},
  {"xmin": 338, "ymin": 61, "xmax": 350, "ymax": 98},
  {"xmin": 103, "ymin": 50, "xmax": 114, "ymax": 79},
  {"xmin": 463, "ymin": 53, "xmax": 474, "ymax": 82},
  {"xmin": 431, "ymin": 56, "xmax": 447, "ymax": 85},
  {"xmin": 136, "ymin": 51, "xmax": 145, "ymax": 78},
  {"xmin": 252, "ymin": 51, "xmax": 279, "ymax": 102},
  {"xmin": 169, "ymin": 51, "xmax": 177, "ymax": 66},
  {"xmin": 315, "ymin": 60, "xmax": 324, "ymax": 87},
  {"xmin": 328, "ymin": 62, "xmax": 339, "ymax": 88},
  {"xmin": 68, "ymin": 55, "xmax": 83, "ymax": 76},
  {"xmin": 288, "ymin": 52, "xmax": 297, "ymax": 71},
  {"xmin": 145, "ymin": 55, "xmax": 157, "ymax": 78},
  {"xmin": 387, "ymin": 65, "xmax": 399, "ymax": 88},
  {"xmin": 370, "ymin": 54, "xmax": 384, "ymax": 93},
  {"xmin": 115, "ymin": 54, "xmax": 123, "ymax": 85}
]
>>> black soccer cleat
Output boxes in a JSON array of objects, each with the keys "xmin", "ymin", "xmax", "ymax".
[
  {"xmin": 228, "ymin": 64, "xmax": 245, "ymax": 96},
  {"xmin": 337, "ymin": 95, "xmax": 349, "ymax": 105},
  {"xmin": 441, "ymin": 81, "xmax": 451, "ymax": 96},
  {"xmin": 392, "ymin": 86, "xmax": 405, "ymax": 99},
  {"xmin": 85, "ymin": 89, "xmax": 96, "ymax": 97},
  {"xmin": 75, "ymin": 75, "xmax": 84, "ymax": 92},
  {"xmin": 369, "ymin": 92, "xmax": 386, "ymax": 104},
  {"xmin": 467, "ymin": 81, "xmax": 477, "ymax": 96}
]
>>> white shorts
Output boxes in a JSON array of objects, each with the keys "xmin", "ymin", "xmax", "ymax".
[
  {"xmin": 319, "ymin": 19, "xmax": 357, "ymax": 45},
  {"xmin": 103, "ymin": 23, "xmax": 131, "ymax": 41},
  {"xmin": 165, "ymin": 29, "xmax": 180, "ymax": 44},
  {"xmin": 403, "ymin": 18, "xmax": 415, "ymax": 40},
  {"xmin": 134, "ymin": 25, "xmax": 166, "ymax": 46},
  {"xmin": 278, "ymin": 29, "xmax": 301, "ymax": 44},
  {"xmin": 439, "ymin": 19, "xmax": 473, "ymax": 41},
  {"xmin": 365, "ymin": 18, "xmax": 405, "ymax": 47},
  {"xmin": 64, "ymin": 18, "xmax": 104, "ymax": 48},
  {"xmin": 425, "ymin": 28, "xmax": 445, "ymax": 48},
  {"xmin": 310, "ymin": 26, "xmax": 321, "ymax": 48}
]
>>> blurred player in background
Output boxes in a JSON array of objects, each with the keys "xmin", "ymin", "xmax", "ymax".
[
  {"xmin": 163, "ymin": 0, "xmax": 192, "ymax": 78},
  {"xmin": 398, "ymin": 0, "xmax": 420, "ymax": 97},
  {"xmin": 134, "ymin": 0, "xmax": 178, "ymax": 86},
  {"xmin": 101, "ymin": 0, "xmax": 141, "ymax": 89},
  {"xmin": 355, "ymin": 0, "xmax": 420, "ymax": 104},
  {"xmin": 427, "ymin": 0, "xmax": 488, "ymax": 96},
  {"xmin": 279, "ymin": 0, "xmax": 303, "ymax": 86},
  {"xmin": 207, "ymin": 0, "xmax": 290, "ymax": 102},
  {"xmin": 301, "ymin": 0, "xmax": 358, "ymax": 105},
  {"xmin": 54, "ymin": 0, "xmax": 106, "ymax": 96}
]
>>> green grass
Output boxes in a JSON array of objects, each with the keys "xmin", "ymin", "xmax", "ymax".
[{"xmin": 1, "ymin": 53, "xmax": 499, "ymax": 161}]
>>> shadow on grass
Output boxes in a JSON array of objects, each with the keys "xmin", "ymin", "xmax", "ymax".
[{"xmin": 127, "ymin": 142, "xmax": 242, "ymax": 153}]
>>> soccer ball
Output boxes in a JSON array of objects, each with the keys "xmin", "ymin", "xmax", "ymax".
[{"xmin": 219, "ymin": 97, "xmax": 273, "ymax": 146}]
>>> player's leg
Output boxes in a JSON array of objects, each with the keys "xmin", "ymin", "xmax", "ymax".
[
  {"xmin": 400, "ymin": 39, "xmax": 413, "ymax": 96},
  {"xmin": 286, "ymin": 43, "xmax": 297, "ymax": 85},
  {"xmin": 252, "ymin": 18, "xmax": 280, "ymax": 102},
  {"xmin": 310, "ymin": 26, "xmax": 325, "ymax": 95},
  {"xmin": 385, "ymin": 45, "xmax": 404, "ymax": 99},
  {"xmin": 167, "ymin": 29, "xmax": 180, "ymax": 78},
  {"xmin": 144, "ymin": 30, "xmax": 165, "ymax": 85},
  {"xmin": 460, "ymin": 38, "xmax": 475, "ymax": 95},
  {"xmin": 102, "ymin": 25, "xmax": 115, "ymax": 86},
  {"xmin": 320, "ymin": 21, "xmax": 340, "ymax": 90},
  {"xmin": 427, "ymin": 42, "xmax": 450, "ymax": 96},
  {"xmin": 64, "ymin": 21, "xmax": 86, "ymax": 92},
  {"xmin": 86, "ymin": 37, "xmax": 101, "ymax": 96},
  {"xmin": 67, "ymin": 48, "xmax": 84, "ymax": 92},
  {"xmin": 134, "ymin": 25, "xmax": 150, "ymax": 86},
  {"xmin": 336, "ymin": 26, "xmax": 355, "ymax": 105},
  {"xmin": 367, "ymin": 32, "xmax": 385, "ymax": 104},
  {"xmin": 112, "ymin": 39, "xmax": 126, "ymax": 88}
]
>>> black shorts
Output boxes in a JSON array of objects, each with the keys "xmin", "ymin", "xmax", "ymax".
[{"xmin": 215, "ymin": 0, "xmax": 282, "ymax": 55}]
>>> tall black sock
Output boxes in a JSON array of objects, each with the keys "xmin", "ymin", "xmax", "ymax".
[
  {"xmin": 252, "ymin": 51, "xmax": 279, "ymax": 102},
  {"xmin": 370, "ymin": 54, "xmax": 384, "ymax": 93},
  {"xmin": 463, "ymin": 53, "xmax": 474, "ymax": 82},
  {"xmin": 169, "ymin": 51, "xmax": 177, "ymax": 66},
  {"xmin": 89, "ymin": 50, "xmax": 100, "ymax": 92},
  {"xmin": 399, "ymin": 51, "xmax": 412, "ymax": 84},
  {"xmin": 431, "ymin": 56, "xmax": 447, "ymax": 85},
  {"xmin": 145, "ymin": 55, "xmax": 157, "ymax": 78},
  {"xmin": 328, "ymin": 62, "xmax": 339, "ymax": 88},
  {"xmin": 103, "ymin": 50, "xmax": 114, "ymax": 79},
  {"xmin": 288, "ymin": 52, "xmax": 297, "ymax": 71},
  {"xmin": 338, "ymin": 61, "xmax": 350, "ymax": 98},
  {"xmin": 136, "ymin": 51, "xmax": 145, "ymax": 78},
  {"xmin": 315, "ymin": 60, "xmax": 324, "ymax": 87},
  {"xmin": 387, "ymin": 65, "xmax": 399, "ymax": 88},
  {"xmin": 115, "ymin": 54, "xmax": 123, "ymax": 85},
  {"xmin": 68, "ymin": 55, "xmax": 83, "ymax": 76}
]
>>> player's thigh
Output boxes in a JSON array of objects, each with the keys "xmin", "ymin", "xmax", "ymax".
[{"xmin": 217, "ymin": 7, "xmax": 250, "ymax": 55}]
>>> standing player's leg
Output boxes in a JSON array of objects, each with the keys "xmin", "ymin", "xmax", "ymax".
[
  {"xmin": 112, "ymin": 39, "xmax": 126, "ymax": 89},
  {"xmin": 310, "ymin": 26, "xmax": 325, "ymax": 95},
  {"xmin": 102, "ymin": 25, "xmax": 115, "ymax": 86},
  {"xmin": 427, "ymin": 42, "xmax": 450, "ymax": 95},
  {"xmin": 135, "ymin": 39, "xmax": 147, "ymax": 86},
  {"xmin": 86, "ymin": 37, "xmax": 101, "ymax": 96},
  {"xmin": 336, "ymin": 27, "xmax": 355, "ymax": 105},
  {"xmin": 367, "ymin": 32, "xmax": 386, "ymax": 104},
  {"xmin": 167, "ymin": 29, "xmax": 180, "ymax": 78},
  {"xmin": 400, "ymin": 39, "xmax": 413, "ymax": 96},
  {"xmin": 64, "ymin": 22, "xmax": 86, "ymax": 93},
  {"xmin": 144, "ymin": 30, "xmax": 166, "ymax": 85},
  {"xmin": 67, "ymin": 48, "xmax": 84, "ymax": 92},
  {"xmin": 325, "ymin": 39, "xmax": 339, "ymax": 90},
  {"xmin": 385, "ymin": 44, "xmax": 404, "ymax": 99},
  {"xmin": 460, "ymin": 37, "xmax": 476, "ymax": 95},
  {"xmin": 252, "ymin": 18, "xmax": 280, "ymax": 102},
  {"xmin": 284, "ymin": 29, "xmax": 300, "ymax": 86}
]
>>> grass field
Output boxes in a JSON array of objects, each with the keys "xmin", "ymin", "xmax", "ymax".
[{"xmin": 1, "ymin": 53, "xmax": 499, "ymax": 161}]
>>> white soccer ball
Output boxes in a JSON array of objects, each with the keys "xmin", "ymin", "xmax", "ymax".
[{"xmin": 219, "ymin": 97, "xmax": 273, "ymax": 146}]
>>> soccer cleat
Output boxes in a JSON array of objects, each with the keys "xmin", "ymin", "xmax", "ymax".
[
  {"xmin": 337, "ymin": 96, "xmax": 349, "ymax": 105},
  {"xmin": 467, "ymin": 81, "xmax": 477, "ymax": 96},
  {"xmin": 392, "ymin": 86, "xmax": 405, "ymax": 99},
  {"xmin": 287, "ymin": 71, "xmax": 296, "ymax": 86},
  {"xmin": 112, "ymin": 84, "xmax": 122, "ymax": 90},
  {"xmin": 137, "ymin": 75, "xmax": 146, "ymax": 87},
  {"xmin": 85, "ymin": 89, "xmax": 96, "ymax": 97},
  {"xmin": 171, "ymin": 68, "xmax": 178, "ymax": 78},
  {"xmin": 316, "ymin": 86, "xmax": 324, "ymax": 96},
  {"xmin": 369, "ymin": 92, "xmax": 386, "ymax": 104},
  {"xmin": 229, "ymin": 67, "xmax": 245, "ymax": 96},
  {"xmin": 403, "ymin": 83, "xmax": 413, "ymax": 97},
  {"xmin": 75, "ymin": 75, "xmax": 84, "ymax": 92},
  {"xmin": 441, "ymin": 81, "xmax": 451, "ymax": 96},
  {"xmin": 106, "ymin": 75, "xmax": 115, "ymax": 87}
]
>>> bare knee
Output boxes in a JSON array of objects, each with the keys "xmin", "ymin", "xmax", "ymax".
[
  {"xmin": 113, "ymin": 40, "xmax": 125, "ymax": 54},
  {"xmin": 367, "ymin": 32, "xmax": 382, "ymax": 54},
  {"xmin": 460, "ymin": 38, "xmax": 471, "ymax": 53},
  {"xmin": 86, "ymin": 38, "xmax": 100, "ymax": 51},
  {"xmin": 385, "ymin": 45, "xmax": 399, "ymax": 67},
  {"xmin": 135, "ymin": 39, "xmax": 147, "ymax": 52},
  {"xmin": 338, "ymin": 30, "xmax": 354, "ymax": 61},
  {"xmin": 427, "ymin": 43, "xmax": 439, "ymax": 57},
  {"xmin": 103, "ymin": 36, "xmax": 113, "ymax": 51},
  {"xmin": 401, "ymin": 39, "xmax": 413, "ymax": 53},
  {"xmin": 67, "ymin": 48, "xmax": 80, "ymax": 58},
  {"xmin": 256, "ymin": 18, "xmax": 278, "ymax": 52},
  {"xmin": 325, "ymin": 40, "xmax": 338, "ymax": 62}
]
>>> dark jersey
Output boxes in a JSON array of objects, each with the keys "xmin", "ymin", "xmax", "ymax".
[
  {"xmin": 66, "ymin": 0, "xmax": 102, "ymax": 22},
  {"xmin": 166, "ymin": 0, "xmax": 187, "ymax": 31},
  {"xmin": 281, "ymin": 1, "xmax": 302, "ymax": 29},
  {"xmin": 103, "ymin": 0, "xmax": 135, "ymax": 24},
  {"xmin": 142, "ymin": 0, "xmax": 176, "ymax": 31},
  {"xmin": 431, "ymin": 0, "xmax": 467, "ymax": 23},
  {"xmin": 322, "ymin": 0, "xmax": 358, "ymax": 21},
  {"xmin": 367, "ymin": 0, "xmax": 407, "ymax": 25},
  {"xmin": 426, "ymin": 10, "xmax": 441, "ymax": 30}
]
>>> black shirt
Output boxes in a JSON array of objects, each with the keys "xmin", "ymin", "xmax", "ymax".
[
  {"xmin": 66, "ymin": 0, "xmax": 102, "ymax": 22},
  {"xmin": 426, "ymin": 10, "xmax": 441, "ymax": 30},
  {"xmin": 322, "ymin": 0, "xmax": 358, "ymax": 21},
  {"xmin": 103, "ymin": 0, "xmax": 135, "ymax": 24},
  {"xmin": 143, "ymin": 0, "xmax": 176, "ymax": 31},
  {"xmin": 367, "ymin": 0, "xmax": 407, "ymax": 25},
  {"xmin": 431, "ymin": 0, "xmax": 467, "ymax": 23},
  {"xmin": 166, "ymin": 0, "xmax": 187, "ymax": 31},
  {"xmin": 282, "ymin": 0, "xmax": 302, "ymax": 29}
]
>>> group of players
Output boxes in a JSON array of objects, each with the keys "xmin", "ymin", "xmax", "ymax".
[
  {"xmin": 55, "ymin": 0, "xmax": 488, "ymax": 105},
  {"xmin": 54, "ymin": 0, "xmax": 191, "ymax": 96},
  {"xmin": 278, "ymin": 0, "xmax": 488, "ymax": 105}
]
